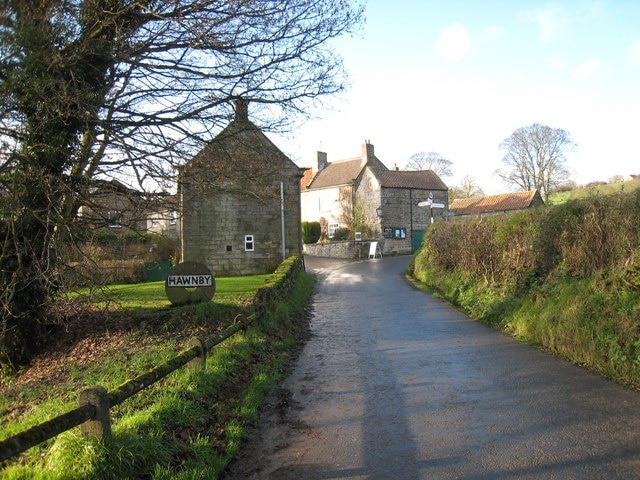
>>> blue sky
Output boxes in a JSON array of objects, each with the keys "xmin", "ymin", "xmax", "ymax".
[{"xmin": 275, "ymin": 1, "xmax": 640, "ymax": 194}]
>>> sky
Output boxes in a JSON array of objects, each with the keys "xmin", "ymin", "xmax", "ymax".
[{"xmin": 273, "ymin": 0, "xmax": 640, "ymax": 195}]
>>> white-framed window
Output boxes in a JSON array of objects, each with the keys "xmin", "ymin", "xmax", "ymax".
[
  {"xmin": 393, "ymin": 227, "xmax": 407, "ymax": 239},
  {"xmin": 169, "ymin": 210, "xmax": 177, "ymax": 225},
  {"xmin": 151, "ymin": 216, "xmax": 159, "ymax": 227},
  {"xmin": 328, "ymin": 223, "xmax": 339, "ymax": 238},
  {"xmin": 244, "ymin": 234, "xmax": 254, "ymax": 251}
]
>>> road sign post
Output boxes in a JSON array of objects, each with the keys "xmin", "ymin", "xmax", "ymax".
[{"xmin": 418, "ymin": 198, "xmax": 445, "ymax": 224}]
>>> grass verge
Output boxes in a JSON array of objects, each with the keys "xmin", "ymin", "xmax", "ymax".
[
  {"xmin": 1, "ymin": 265, "xmax": 314, "ymax": 479},
  {"xmin": 407, "ymin": 269, "xmax": 640, "ymax": 388}
]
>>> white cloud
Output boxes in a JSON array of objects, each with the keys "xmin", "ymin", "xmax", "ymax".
[
  {"xmin": 520, "ymin": 4, "xmax": 568, "ymax": 41},
  {"xmin": 434, "ymin": 23, "xmax": 470, "ymax": 61},
  {"xmin": 479, "ymin": 25, "xmax": 503, "ymax": 41},
  {"xmin": 572, "ymin": 58, "xmax": 601, "ymax": 80}
]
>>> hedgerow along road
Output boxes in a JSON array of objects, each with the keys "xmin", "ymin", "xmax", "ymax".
[{"xmin": 224, "ymin": 255, "xmax": 640, "ymax": 479}]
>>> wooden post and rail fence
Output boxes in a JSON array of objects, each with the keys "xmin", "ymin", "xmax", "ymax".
[
  {"xmin": 0, "ymin": 254, "xmax": 306, "ymax": 464},
  {"xmin": 0, "ymin": 312, "xmax": 256, "ymax": 462}
]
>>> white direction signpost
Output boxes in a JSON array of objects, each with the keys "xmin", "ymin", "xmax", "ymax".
[
  {"xmin": 417, "ymin": 200, "xmax": 445, "ymax": 208},
  {"xmin": 418, "ymin": 197, "xmax": 445, "ymax": 224}
]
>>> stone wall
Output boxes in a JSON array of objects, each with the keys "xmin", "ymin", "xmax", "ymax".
[
  {"xmin": 303, "ymin": 240, "xmax": 374, "ymax": 259},
  {"xmin": 182, "ymin": 177, "xmax": 301, "ymax": 277},
  {"xmin": 378, "ymin": 188, "xmax": 448, "ymax": 256},
  {"xmin": 354, "ymin": 168, "xmax": 383, "ymax": 236}
]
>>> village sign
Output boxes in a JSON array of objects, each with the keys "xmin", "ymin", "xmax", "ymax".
[{"xmin": 165, "ymin": 261, "xmax": 215, "ymax": 305}]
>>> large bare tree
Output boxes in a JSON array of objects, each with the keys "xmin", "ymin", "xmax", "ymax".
[
  {"xmin": 497, "ymin": 123, "xmax": 574, "ymax": 201},
  {"xmin": 0, "ymin": 0, "xmax": 364, "ymax": 366},
  {"xmin": 405, "ymin": 151, "xmax": 453, "ymax": 178},
  {"xmin": 449, "ymin": 175, "xmax": 484, "ymax": 201}
]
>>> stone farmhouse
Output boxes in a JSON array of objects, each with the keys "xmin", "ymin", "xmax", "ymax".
[
  {"xmin": 301, "ymin": 141, "xmax": 448, "ymax": 255},
  {"xmin": 448, "ymin": 190, "xmax": 544, "ymax": 220},
  {"xmin": 178, "ymin": 100, "xmax": 303, "ymax": 276},
  {"xmin": 77, "ymin": 179, "xmax": 153, "ymax": 233},
  {"xmin": 145, "ymin": 193, "xmax": 180, "ymax": 239},
  {"xmin": 77, "ymin": 179, "xmax": 179, "ymax": 239}
]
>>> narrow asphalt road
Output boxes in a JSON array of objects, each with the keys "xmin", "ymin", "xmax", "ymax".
[{"xmin": 224, "ymin": 255, "xmax": 640, "ymax": 479}]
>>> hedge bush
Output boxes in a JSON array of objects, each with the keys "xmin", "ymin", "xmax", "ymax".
[{"xmin": 411, "ymin": 188, "xmax": 640, "ymax": 386}]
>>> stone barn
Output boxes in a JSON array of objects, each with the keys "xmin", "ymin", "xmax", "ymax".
[{"xmin": 179, "ymin": 100, "xmax": 303, "ymax": 276}]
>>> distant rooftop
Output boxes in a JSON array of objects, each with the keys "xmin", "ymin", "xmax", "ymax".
[
  {"xmin": 373, "ymin": 170, "xmax": 448, "ymax": 191},
  {"xmin": 449, "ymin": 190, "xmax": 543, "ymax": 216},
  {"xmin": 307, "ymin": 158, "xmax": 365, "ymax": 189}
]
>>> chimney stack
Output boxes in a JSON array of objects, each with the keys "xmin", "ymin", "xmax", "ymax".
[
  {"xmin": 361, "ymin": 139, "xmax": 374, "ymax": 165},
  {"xmin": 316, "ymin": 151, "xmax": 328, "ymax": 172},
  {"xmin": 234, "ymin": 98, "xmax": 249, "ymax": 121}
]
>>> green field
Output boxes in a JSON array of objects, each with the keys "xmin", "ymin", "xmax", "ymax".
[{"xmin": 548, "ymin": 177, "xmax": 640, "ymax": 204}]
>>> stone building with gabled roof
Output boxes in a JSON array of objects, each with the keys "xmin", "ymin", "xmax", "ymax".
[
  {"xmin": 301, "ymin": 141, "xmax": 448, "ymax": 255},
  {"xmin": 449, "ymin": 190, "xmax": 544, "ymax": 218},
  {"xmin": 179, "ymin": 100, "xmax": 303, "ymax": 276}
]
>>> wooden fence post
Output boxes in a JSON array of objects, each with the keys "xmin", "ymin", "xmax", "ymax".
[
  {"xmin": 188, "ymin": 338, "xmax": 207, "ymax": 370},
  {"xmin": 79, "ymin": 386, "xmax": 111, "ymax": 440}
]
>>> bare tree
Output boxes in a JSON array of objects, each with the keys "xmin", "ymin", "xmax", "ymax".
[
  {"xmin": 497, "ymin": 123, "xmax": 574, "ymax": 201},
  {"xmin": 449, "ymin": 175, "xmax": 484, "ymax": 201},
  {"xmin": 405, "ymin": 151, "xmax": 453, "ymax": 178},
  {"xmin": 0, "ymin": 0, "xmax": 364, "ymax": 366}
]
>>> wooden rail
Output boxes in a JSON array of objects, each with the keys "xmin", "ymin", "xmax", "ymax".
[{"xmin": 0, "ymin": 313, "xmax": 257, "ymax": 462}]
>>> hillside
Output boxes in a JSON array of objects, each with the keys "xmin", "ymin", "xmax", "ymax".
[{"xmin": 548, "ymin": 177, "xmax": 640, "ymax": 204}]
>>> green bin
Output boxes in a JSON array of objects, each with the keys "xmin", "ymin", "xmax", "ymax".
[{"xmin": 144, "ymin": 261, "xmax": 171, "ymax": 281}]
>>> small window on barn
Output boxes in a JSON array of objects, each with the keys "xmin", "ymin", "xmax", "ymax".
[
  {"xmin": 328, "ymin": 223, "xmax": 339, "ymax": 238},
  {"xmin": 244, "ymin": 235, "xmax": 254, "ymax": 252},
  {"xmin": 108, "ymin": 210, "xmax": 122, "ymax": 228},
  {"xmin": 393, "ymin": 227, "xmax": 406, "ymax": 239}
]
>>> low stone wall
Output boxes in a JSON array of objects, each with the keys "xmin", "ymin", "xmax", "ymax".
[{"xmin": 303, "ymin": 240, "xmax": 372, "ymax": 259}]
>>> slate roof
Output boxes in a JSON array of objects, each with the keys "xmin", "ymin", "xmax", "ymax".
[
  {"xmin": 449, "ymin": 190, "xmax": 543, "ymax": 216},
  {"xmin": 373, "ymin": 170, "xmax": 448, "ymax": 191},
  {"xmin": 307, "ymin": 158, "xmax": 364, "ymax": 189},
  {"xmin": 182, "ymin": 100, "xmax": 299, "ymax": 182}
]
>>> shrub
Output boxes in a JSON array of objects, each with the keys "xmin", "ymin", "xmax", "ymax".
[
  {"xmin": 331, "ymin": 227, "xmax": 350, "ymax": 241},
  {"xmin": 411, "ymin": 189, "xmax": 640, "ymax": 387},
  {"xmin": 301, "ymin": 221, "xmax": 321, "ymax": 244}
]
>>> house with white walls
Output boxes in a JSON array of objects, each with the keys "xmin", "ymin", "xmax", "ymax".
[{"xmin": 301, "ymin": 141, "xmax": 448, "ymax": 255}]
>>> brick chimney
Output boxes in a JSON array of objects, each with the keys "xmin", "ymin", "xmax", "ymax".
[
  {"xmin": 234, "ymin": 98, "xmax": 249, "ymax": 121},
  {"xmin": 361, "ymin": 140, "xmax": 374, "ymax": 165},
  {"xmin": 316, "ymin": 151, "xmax": 328, "ymax": 172}
]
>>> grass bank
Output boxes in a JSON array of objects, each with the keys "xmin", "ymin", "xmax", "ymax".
[
  {"xmin": 1, "ymin": 256, "xmax": 314, "ymax": 479},
  {"xmin": 548, "ymin": 177, "xmax": 640, "ymax": 205},
  {"xmin": 409, "ymin": 188, "xmax": 640, "ymax": 388}
]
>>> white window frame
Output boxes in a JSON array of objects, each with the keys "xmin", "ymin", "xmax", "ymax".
[
  {"xmin": 328, "ymin": 223, "xmax": 339, "ymax": 238},
  {"xmin": 244, "ymin": 234, "xmax": 255, "ymax": 252}
]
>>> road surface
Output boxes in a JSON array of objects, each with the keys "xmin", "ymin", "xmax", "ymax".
[{"xmin": 224, "ymin": 255, "xmax": 640, "ymax": 479}]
